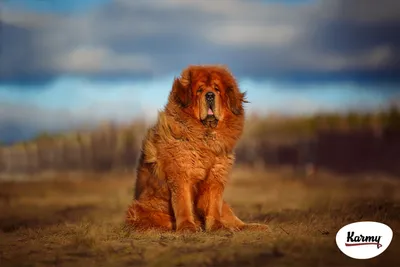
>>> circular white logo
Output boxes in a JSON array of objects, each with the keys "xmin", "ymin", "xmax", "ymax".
[{"xmin": 336, "ymin": 221, "xmax": 393, "ymax": 260}]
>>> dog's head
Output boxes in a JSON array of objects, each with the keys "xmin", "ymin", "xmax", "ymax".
[{"xmin": 169, "ymin": 65, "xmax": 247, "ymax": 128}]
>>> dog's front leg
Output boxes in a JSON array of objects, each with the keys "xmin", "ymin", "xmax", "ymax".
[
  {"xmin": 169, "ymin": 178, "xmax": 199, "ymax": 233},
  {"xmin": 196, "ymin": 156, "xmax": 233, "ymax": 232},
  {"xmin": 197, "ymin": 179, "xmax": 229, "ymax": 231}
]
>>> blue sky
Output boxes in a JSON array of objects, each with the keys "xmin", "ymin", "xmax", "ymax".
[{"xmin": 1, "ymin": 0, "xmax": 399, "ymax": 143}]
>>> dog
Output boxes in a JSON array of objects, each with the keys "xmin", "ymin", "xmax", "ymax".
[{"xmin": 126, "ymin": 65, "xmax": 268, "ymax": 232}]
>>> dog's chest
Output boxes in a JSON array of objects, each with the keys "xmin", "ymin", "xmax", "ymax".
[
  {"xmin": 165, "ymin": 130, "xmax": 230, "ymax": 180},
  {"xmin": 185, "ymin": 148, "xmax": 214, "ymax": 177},
  {"xmin": 201, "ymin": 131, "xmax": 230, "ymax": 156}
]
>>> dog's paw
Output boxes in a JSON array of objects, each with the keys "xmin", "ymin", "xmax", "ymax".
[
  {"xmin": 205, "ymin": 217, "xmax": 234, "ymax": 233},
  {"xmin": 177, "ymin": 220, "xmax": 200, "ymax": 233}
]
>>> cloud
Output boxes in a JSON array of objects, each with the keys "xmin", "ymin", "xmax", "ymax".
[
  {"xmin": 206, "ymin": 24, "xmax": 298, "ymax": 47},
  {"xmin": 0, "ymin": 0, "xmax": 400, "ymax": 86},
  {"xmin": 55, "ymin": 46, "xmax": 153, "ymax": 73}
]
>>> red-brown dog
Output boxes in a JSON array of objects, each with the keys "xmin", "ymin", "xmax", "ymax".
[{"xmin": 126, "ymin": 65, "xmax": 268, "ymax": 232}]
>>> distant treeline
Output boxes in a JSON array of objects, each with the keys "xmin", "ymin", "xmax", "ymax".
[
  {"xmin": 1, "ymin": 106, "xmax": 400, "ymax": 176},
  {"xmin": 0, "ymin": 122, "xmax": 146, "ymax": 174},
  {"xmin": 239, "ymin": 105, "xmax": 400, "ymax": 176}
]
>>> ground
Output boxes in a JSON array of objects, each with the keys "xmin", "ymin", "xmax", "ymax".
[{"xmin": 0, "ymin": 167, "xmax": 399, "ymax": 267}]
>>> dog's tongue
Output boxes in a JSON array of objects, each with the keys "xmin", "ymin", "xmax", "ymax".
[{"xmin": 208, "ymin": 108, "xmax": 214, "ymax": 115}]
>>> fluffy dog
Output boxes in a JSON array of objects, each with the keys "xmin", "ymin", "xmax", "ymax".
[{"xmin": 126, "ymin": 65, "xmax": 268, "ymax": 232}]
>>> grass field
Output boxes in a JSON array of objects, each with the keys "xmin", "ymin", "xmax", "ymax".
[{"xmin": 0, "ymin": 167, "xmax": 399, "ymax": 267}]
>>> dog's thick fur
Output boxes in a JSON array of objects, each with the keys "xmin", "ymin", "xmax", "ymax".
[{"xmin": 126, "ymin": 65, "xmax": 268, "ymax": 232}]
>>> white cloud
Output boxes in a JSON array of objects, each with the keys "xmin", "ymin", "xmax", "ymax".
[
  {"xmin": 55, "ymin": 46, "xmax": 153, "ymax": 73},
  {"xmin": 1, "ymin": 7, "xmax": 64, "ymax": 28},
  {"xmin": 206, "ymin": 24, "xmax": 298, "ymax": 47}
]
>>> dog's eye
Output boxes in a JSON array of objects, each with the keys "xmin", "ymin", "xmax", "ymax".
[
  {"xmin": 197, "ymin": 87, "xmax": 203, "ymax": 94},
  {"xmin": 214, "ymin": 86, "xmax": 220, "ymax": 93}
]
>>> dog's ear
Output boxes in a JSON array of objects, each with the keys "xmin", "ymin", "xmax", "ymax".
[
  {"xmin": 171, "ymin": 67, "xmax": 192, "ymax": 108},
  {"xmin": 227, "ymin": 86, "xmax": 247, "ymax": 115}
]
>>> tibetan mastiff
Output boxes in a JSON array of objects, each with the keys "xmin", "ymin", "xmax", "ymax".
[{"xmin": 126, "ymin": 65, "xmax": 268, "ymax": 232}]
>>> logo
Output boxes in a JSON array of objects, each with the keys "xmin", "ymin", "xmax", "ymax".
[{"xmin": 336, "ymin": 221, "xmax": 393, "ymax": 260}]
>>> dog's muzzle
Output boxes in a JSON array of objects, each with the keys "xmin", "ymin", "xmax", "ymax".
[{"xmin": 202, "ymin": 91, "xmax": 218, "ymax": 128}]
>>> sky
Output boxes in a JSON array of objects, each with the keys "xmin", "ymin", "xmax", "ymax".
[{"xmin": 0, "ymin": 0, "xmax": 400, "ymax": 143}]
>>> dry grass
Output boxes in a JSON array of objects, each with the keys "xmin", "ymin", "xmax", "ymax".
[{"xmin": 0, "ymin": 167, "xmax": 399, "ymax": 267}]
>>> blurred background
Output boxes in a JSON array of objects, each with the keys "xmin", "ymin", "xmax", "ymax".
[
  {"xmin": 1, "ymin": 2, "xmax": 400, "ymax": 266},
  {"xmin": 1, "ymin": 0, "xmax": 400, "ymax": 178}
]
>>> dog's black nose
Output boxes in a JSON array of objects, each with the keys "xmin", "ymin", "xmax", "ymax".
[{"xmin": 206, "ymin": 92, "xmax": 215, "ymax": 102}]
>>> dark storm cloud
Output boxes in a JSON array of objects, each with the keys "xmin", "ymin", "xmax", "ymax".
[
  {"xmin": 0, "ymin": 21, "xmax": 44, "ymax": 81},
  {"xmin": 1, "ymin": 0, "xmax": 400, "ymax": 86}
]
